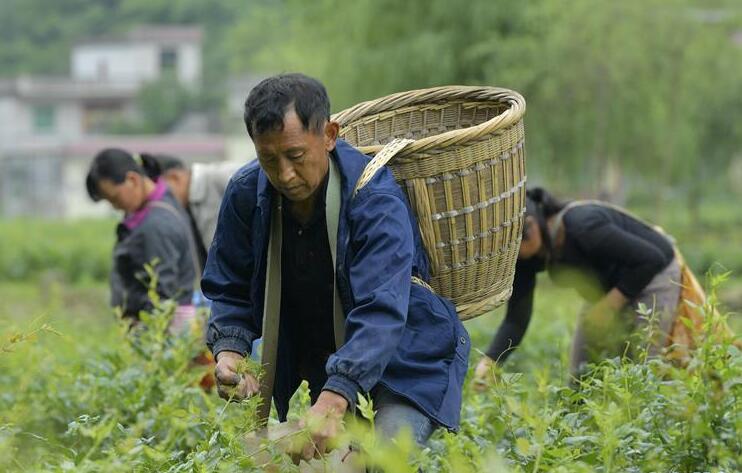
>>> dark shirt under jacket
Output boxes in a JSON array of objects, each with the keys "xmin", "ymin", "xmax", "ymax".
[
  {"xmin": 280, "ymin": 175, "xmax": 335, "ymax": 402},
  {"xmin": 487, "ymin": 203, "xmax": 674, "ymax": 362}
]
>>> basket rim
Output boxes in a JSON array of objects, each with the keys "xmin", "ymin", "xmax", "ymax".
[{"xmin": 331, "ymin": 85, "xmax": 526, "ymax": 156}]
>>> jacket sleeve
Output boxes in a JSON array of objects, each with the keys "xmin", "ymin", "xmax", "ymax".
[
  {"xmin": 201, "ymin": 177, "xmax": 260, "ymax": 357},
  {"xmin": 323, "ymin": 191, "xmax": 414, "ymax": 404},
  {"xmin": 485, "ymin": 260, "xmax": 537, "ymax": 363}
]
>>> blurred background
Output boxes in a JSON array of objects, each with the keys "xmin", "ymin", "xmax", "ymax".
[
  {"xmin": 2, "ymin": 3, "xmax": 741, "ymax": 470},
  {"xmin": 0, "ymin": 0, "xmax": 740, "ymax": 310}
]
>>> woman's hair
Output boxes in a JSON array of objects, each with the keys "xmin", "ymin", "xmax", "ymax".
[
  {"xmin": 523, "ymin": 187, "xmax": 567, "ymax": 240},
  {"xmin": 85, "ymin": 148, "xmax": 184, "ymax": 201},
  {"xmin": 151, "ymin": 154, "xmax": 186, "ymax": 174}
]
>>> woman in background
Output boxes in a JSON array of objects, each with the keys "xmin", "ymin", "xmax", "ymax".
[
  {"xmin": 473, "ymin": 188, "xmax": 681, "ymax": 387},
  {"xmin": 85, "ymin": 149, "xmax": 199, "ymax": 331}
]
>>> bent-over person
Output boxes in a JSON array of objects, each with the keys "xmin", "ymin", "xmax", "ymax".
[{"xmin": 202, "ymin": 74, "xmax": 469, "ymax": 461}]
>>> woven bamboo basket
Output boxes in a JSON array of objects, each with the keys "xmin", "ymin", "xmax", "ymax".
[{"xmin": 332, "ymin": 86, "xmax": 527, "ymax": 320}]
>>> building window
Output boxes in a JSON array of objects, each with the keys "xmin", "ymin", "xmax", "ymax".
[
  {"xmin": 33, "ymin": 105, "xmax": 56, "ymax": 133},
  {"xmin": 160, "ymin": 48, "xmax": 178, "ymax": 73}
]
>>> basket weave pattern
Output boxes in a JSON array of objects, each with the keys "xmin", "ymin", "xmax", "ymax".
[{"xmin": 333, "ymin": 86, "xmax": 526, "ymax": 319}]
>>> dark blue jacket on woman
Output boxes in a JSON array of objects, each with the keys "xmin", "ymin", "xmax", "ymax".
[{"xmin": 202, "ymin": 139, "xmax": 469, "ymax": 430}]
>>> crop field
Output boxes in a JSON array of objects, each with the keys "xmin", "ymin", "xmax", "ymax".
[{"xmin": 1, "ymin": 205, "xmax": 740, "ymax": 472}]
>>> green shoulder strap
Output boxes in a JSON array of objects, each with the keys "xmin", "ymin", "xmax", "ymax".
[
  {"xmin": 257, "ymin": 156, "xmax": 345, "ymax": 425},
  {"xmin": 257, "ymin": 193, "xmax": 282, "ymax": 426}
]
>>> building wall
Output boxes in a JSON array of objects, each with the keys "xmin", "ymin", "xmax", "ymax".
[
  {"xmin": 0, "ymin": 97, "xmax": 21, "ymax": 147},
  {"xmin": 62, "ymin": 158, "xmax": 112, "ymax": 218},
  {"xmin": 1, "ymin": 28, "xmax": 206, "ymax": 218},
  {"xmin": 0, "ymin": 154, "xmax": 64, "ymax": 217},
  {"xmin": 177, "ymin": 43, "xmax": 202, "ymax": 86},
  {"xmin": 72, "ymin": 43, "xmax": 158, "ymax": 84},
  {"xmin": 0, "ymin": 97, "xmax": 85, "ymax": 146},
  {"xmin": 72, "ymin": 42, "xmax": 201, "ymax": 87}
]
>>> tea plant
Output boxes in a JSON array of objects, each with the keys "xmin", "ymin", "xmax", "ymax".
[{"xmin": 0, "ymin": 275, "xmax": 739, "ymax": 471}]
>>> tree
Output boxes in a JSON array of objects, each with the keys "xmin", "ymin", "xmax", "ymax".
[{"xmin": 227, "ymin": 0, "xmax": 742, "ymax": 202}]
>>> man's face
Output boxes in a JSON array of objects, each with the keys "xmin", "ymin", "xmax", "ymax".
[
  {"xmin": 253, "ymin": 109, "xmax": 338, "ymax": 202},
  {"xmin": 163, "ymin": 168, "xmax": 190, "ymax": 208}
]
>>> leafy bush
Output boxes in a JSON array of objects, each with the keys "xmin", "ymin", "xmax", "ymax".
[
  {"xmin": 1, "ymin": 274, "xmax": 740, "ymax": 471},
  {"xmin": 0, "ymin": 219, "xmax": 114, "ymax": 283}
]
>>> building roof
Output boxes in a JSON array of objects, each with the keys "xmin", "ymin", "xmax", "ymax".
[
  {"xmin": 76, "ymin": 25, "xmax": 203, "ymax": 46},
  {"xmin": 0, "ymin": 76, "xmax": 140, "ymax": 101},
  {"xmin": 1, "ymin": 135, "xmax": 227, "ymax": 160},
  {"xmin": 127, "ymin": 25, "xmax": 203, "ymax": 43},
  {"xmin": 65, "ymin": 134, "xmax": 226, "ymax": 158}
]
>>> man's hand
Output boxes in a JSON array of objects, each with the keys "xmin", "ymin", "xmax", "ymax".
[
  {"xmin": 292, "ymin": 390, "xmax": 348, "ymax": 462},
  {"xmin": 214, "ymin": 351, "xmax": 260, "ymax": 401}
]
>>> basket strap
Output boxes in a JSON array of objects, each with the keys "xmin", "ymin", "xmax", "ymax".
[
  {"xmin": 353, "ymin": 138, "xmax": 414, "ymax": 197},
  {"xmin": 352, "ymin": 138, "xmax": 437, "ymax": 296}
]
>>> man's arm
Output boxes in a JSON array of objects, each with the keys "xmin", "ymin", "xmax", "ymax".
[
  {"xmin": 485, "ymin": 265, "xmax": 537, "ymax": 364},
  {"xmin": 322, "ymin": 190, "xmax": 415, "ymax": 406},
  {"xmin": 201, "ymin": 176, "xmax": 260, "ymax": 358}
]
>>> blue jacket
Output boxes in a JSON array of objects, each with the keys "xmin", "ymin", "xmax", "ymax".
[{"xmin": 202, "ymin": 140, "xmax": 470, "ymax": 430}]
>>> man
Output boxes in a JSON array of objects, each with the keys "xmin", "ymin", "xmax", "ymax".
[
  {"xmin": 202, "ymin": 73, "xmax": 469, "ymax": 460},
  {"xmin": 155, "ymin": 157, "xmax": 245, "ymax": 267}
]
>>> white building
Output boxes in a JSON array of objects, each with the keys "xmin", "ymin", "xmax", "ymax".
[
  {"xmin": 0, "ymin": 25, "xmax": 243, "ymax": 218},
  {"xmin": 71, "ymin": 26, "xmax": 202, "ymax": 87}
]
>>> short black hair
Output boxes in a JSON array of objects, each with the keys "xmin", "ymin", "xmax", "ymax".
[
  {"xmin": 151, "ymin": 154, "xmax": 185, "ymax": 174},
  {"xmin": 243, "ymin": 73, "xmax": 330, "ymax": 138},
  {"xmin": 86, "ymin": 148, "xmax": 142, "ymax": 201},
  {"xmin": 523, "ymin": 187, "xmax": 567, "ymax": 240},
  {"xmin": 85, "ymin": 149, "xmax": 180, "ymax": 201}
]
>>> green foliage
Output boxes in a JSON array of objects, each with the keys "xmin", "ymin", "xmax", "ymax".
[
  {"xmin": 0, "ymin": 219, "xmax": 114, "ymax": 283},
  {"xmin": 1, "ymin": 316, "xmax": 61, "ymax": 355},
  {"xmin": 0, "ymin": 0, "xmax": 247, "ymax": 78},
  {"xmin": 103, "ymin": 75, "xmax": 193, "ymax": 134},
  {"xmin": 136, "ymin": 76, "xmax": 191, "ymax": 133},
  {"xmin": 229, "ymin": 0, "xmax": 742, "ymax": 197},
  {"xmin": 1, "ymin": 268, "xmax": 740, "ymax": 471},
  {"xmin": 2, "ymin": 0, "xmax": 739, "ymax": 195}
]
